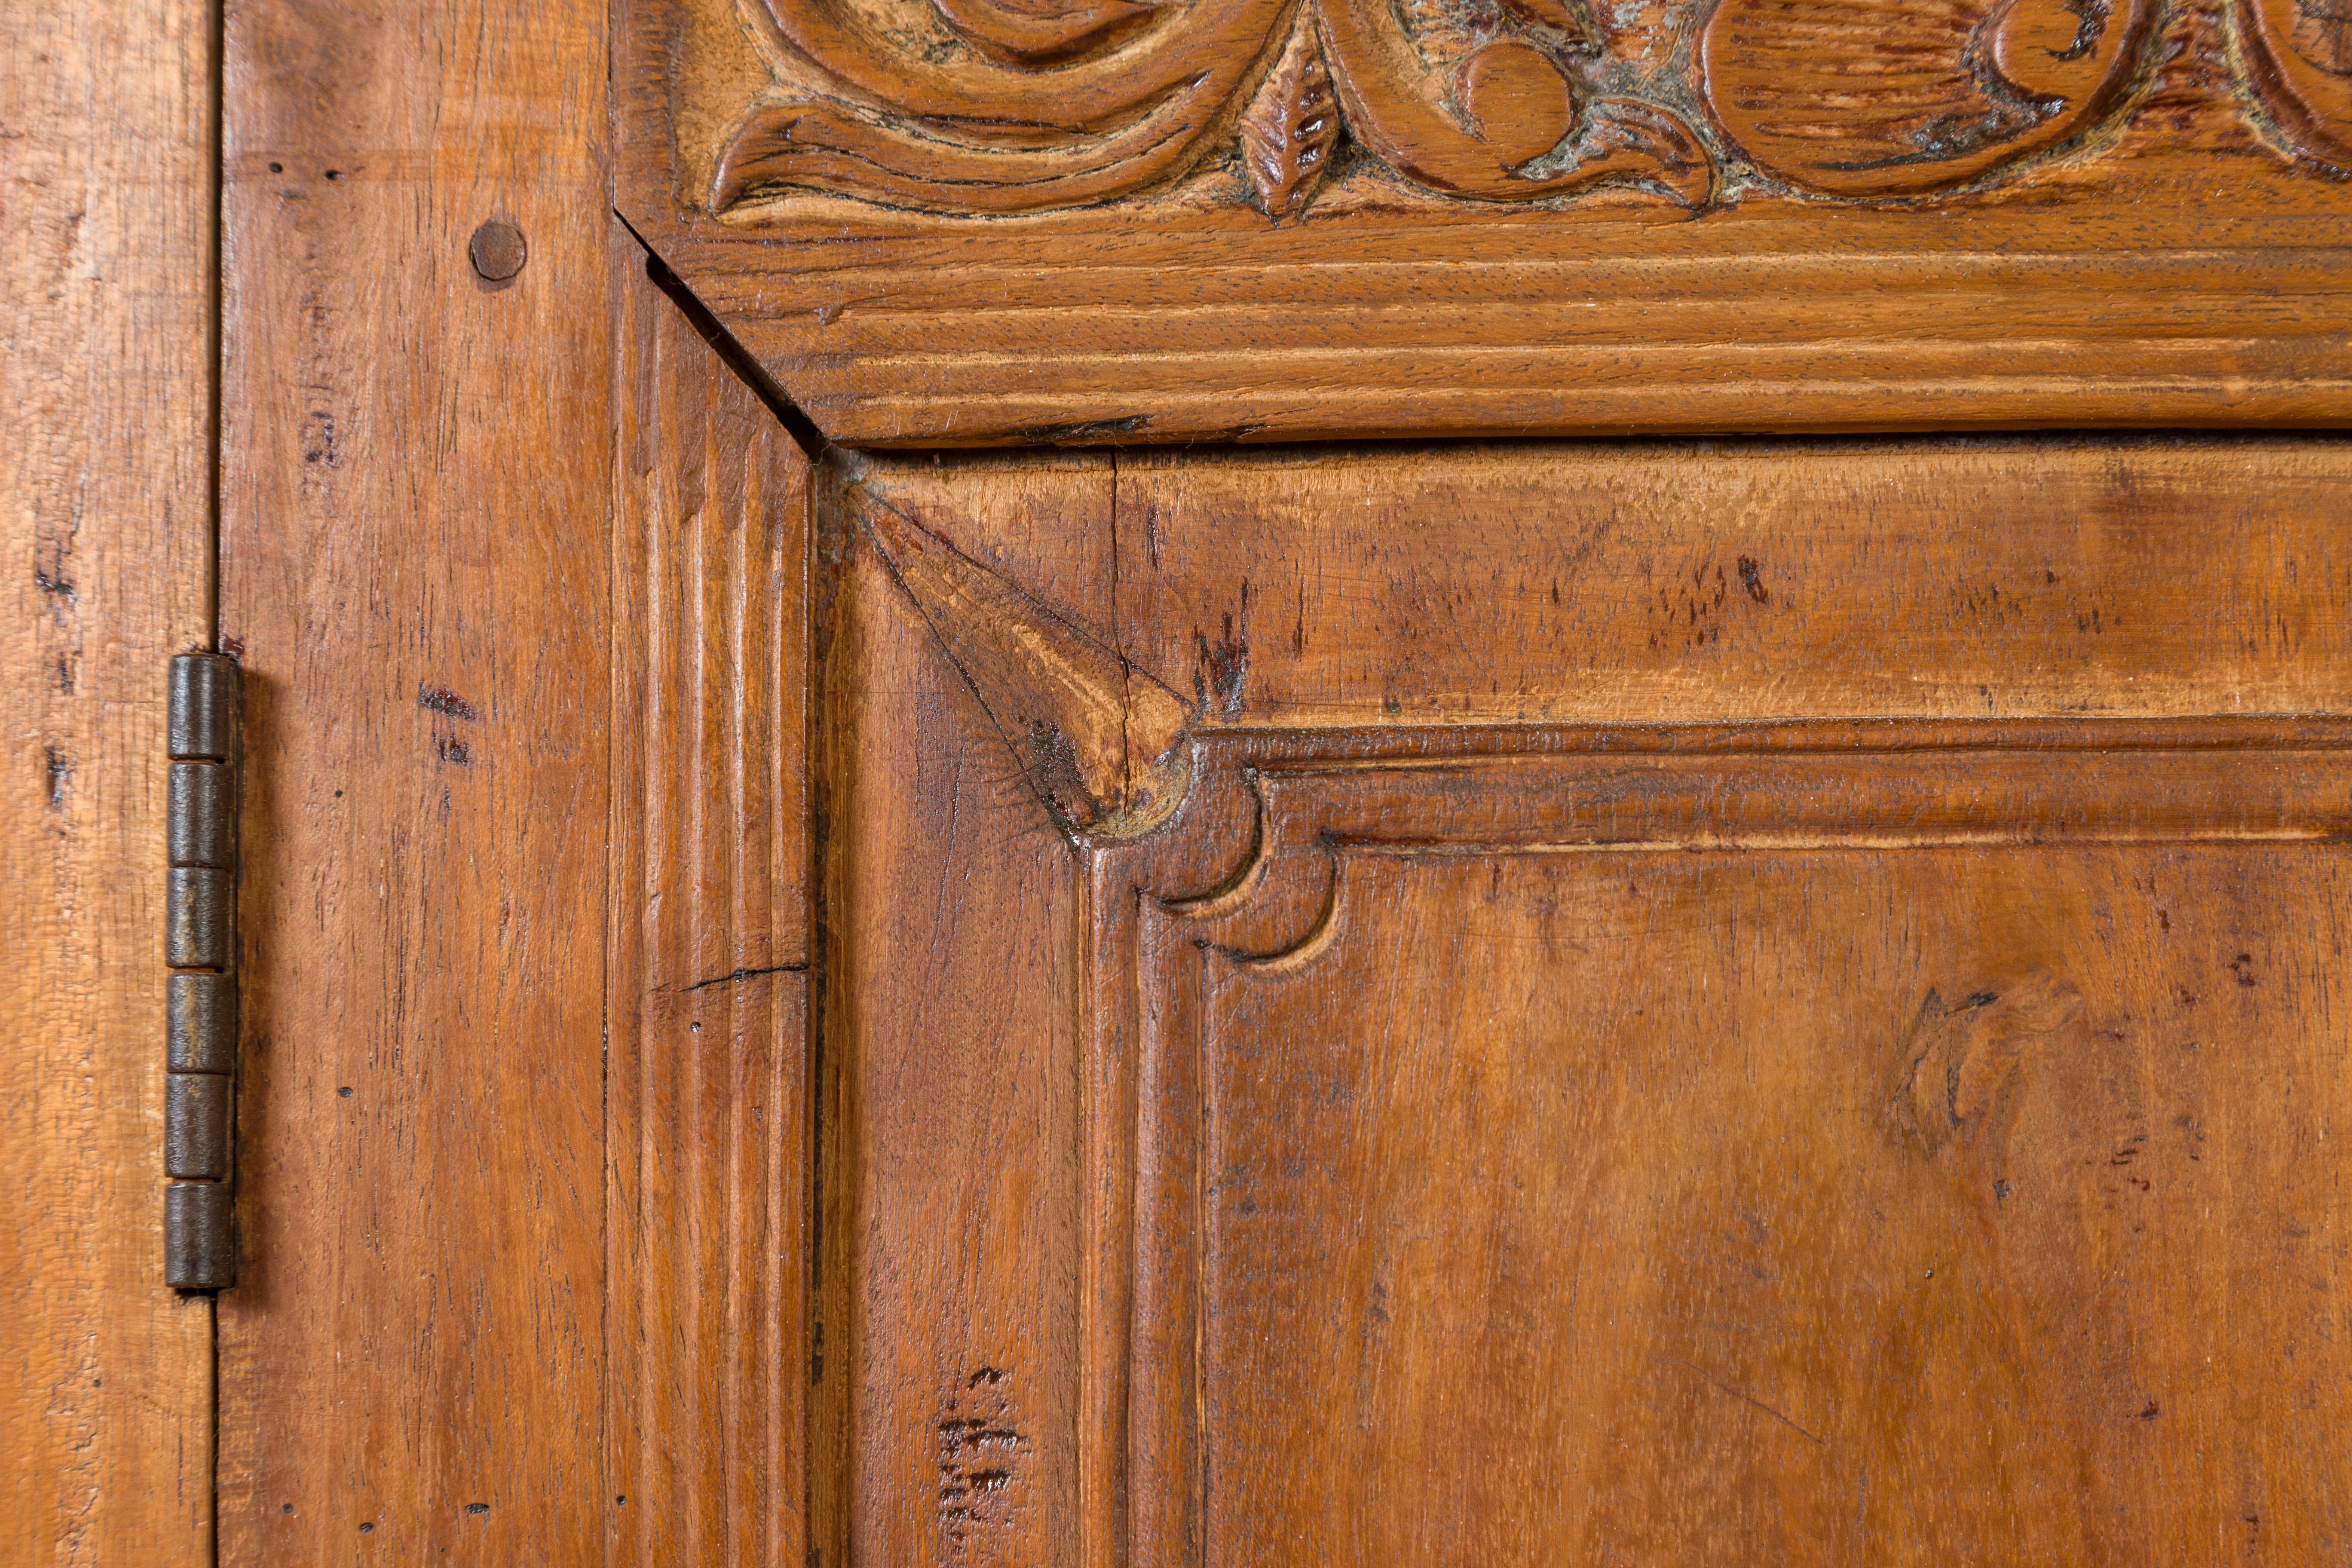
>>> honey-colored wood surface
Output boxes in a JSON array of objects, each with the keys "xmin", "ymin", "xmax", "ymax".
[
  {"xmin": 813, "ymin": 453, "xmax": 1119, "ymax": 1568},
  {"xmin": 0, "ymin": 0, "xmax": 217, "ymax": 1557},
  {"xmin": 1183, "ymin": 752, "xmax": 2352, "ymax": 1565},
  {"xmin": 821, "ymin": 436, "xmax": 2352, "ymax": 1565},
  {"xmin": 620, "ymin": 0, "xmax": 2352, "ymax": 444},
  {"xmin": 214, "ymin": 0, "xmax": 613, "ymax": 1554},
  {"xmin": 608, "ymin": 240, "xmax": 812, "ymax": 1568}
]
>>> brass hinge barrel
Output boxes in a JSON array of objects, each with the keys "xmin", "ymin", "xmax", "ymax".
[{"xmin": 165, "ymin": 653, "xmax": 239, "ymax": 1290}]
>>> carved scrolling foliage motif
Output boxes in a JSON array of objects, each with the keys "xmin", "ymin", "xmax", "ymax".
[
  {"xmin": 2242, "ymin": 0, "xmax": 2352, "ymax": 165},
  {"xmin": 710, "ymin": 0, "xmax": 2352, "ymax": 216},
  {"xmin": 715, "ymin": 0, "xmax": 1713, "ymax": 215}
]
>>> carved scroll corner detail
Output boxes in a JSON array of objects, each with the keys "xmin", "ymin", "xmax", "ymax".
[
  {"xmin": 1144, "ymin": 763, "xmax": 1346, "ymax": 973},
  {"xmin": 853, "ymin": 486, "xmax": 1196, "ymax": 845}
]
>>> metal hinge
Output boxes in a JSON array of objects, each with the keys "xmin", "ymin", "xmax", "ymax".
[{"xmin": 165, "ymin": 653, "xmax": 239, "ymax": 1290}]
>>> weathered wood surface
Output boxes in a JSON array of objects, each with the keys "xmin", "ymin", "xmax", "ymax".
[
  {"xmin": 607, "ymin": 241, "xmax": 813, "ymax": 1568},
  {"xmin": 820, "ymin": 435, "xmax": 2352, "ymax": 1566},
  {"xmin": 0, "ymin": 0, "xmax": 217, "ymax": 1556},
  {"xmin": 214, "ymin": 0, "xmax": 613, "ymax": 1554},
  {"xmin": 619, "ymin": 0, "xmax": 2352, "ymax": 444}
]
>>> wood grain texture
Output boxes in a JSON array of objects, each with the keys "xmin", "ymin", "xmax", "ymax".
[
  {"xmin": 214, "ymin": 0, "xmax": 612, "ymax": 1555},
  {"xmin": 824, "ymin": 437, "xmax": 2352, "ymax": 1565},
  {"xmin": 618, "ymin": 0, "xmax": 2352, "ymax": 444},
  {"xmin": 814, "ymin": 457, "xmax": 1117, "ymax": 1568},
  {"xmin": 608, "ymin": 239, "xmax": 812, "ymax": 1568},
  {"xmin": 1148, "ymin": 741, "xmax": 2352, "ymax": 1566},
  {"xmin": 0, "ymin": 0, "xmax": 217, "ymax": 1556},
  {"xmin": 1102, "ymin": 435, "xmax": 2352, "ymax": 727}
]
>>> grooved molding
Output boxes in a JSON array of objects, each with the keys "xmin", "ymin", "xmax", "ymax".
[{"xmin": 620, "ymin": 0, "xmax": 2352, "ymax": 443}]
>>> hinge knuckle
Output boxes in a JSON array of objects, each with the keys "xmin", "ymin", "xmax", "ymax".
[
  {"xmin": 167, "ymin": 760, "xmax": 236, "ymax": 868},
  {"xmin": 168, "ymin": 652, "xmax": 239, "ymax": 761},
  {"xmin": 165, "ymin": 1074, "xmax": 233, "ymax": 1180},
  {"xmin": 165, "ymin": 654, "xmax": 241, "ymax": 1290},
  {"xmin": 164, "ymin": 1182, "xmax": 235, "ymax": 1291},
  {"xmin": 167, "ymin": 972, "xmax": 237, "ymax": 1074},
  {"xmin": 165, "ymin": 867, "xmax": 235, "ymax": 971}
]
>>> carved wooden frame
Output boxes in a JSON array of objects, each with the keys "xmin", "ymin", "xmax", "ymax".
[{"xmin": 620, "ymin": 0, "xmax": 2352, "ymax": 444}]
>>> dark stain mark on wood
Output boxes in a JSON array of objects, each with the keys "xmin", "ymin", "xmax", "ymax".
[
  {"xmin": 418, "ymin": 683, "xmax": 481, "ymax": 720},
  {"xmin": 435, "ymin": 735, "xmax": 472, "ymax": 767},
  {"xmin": 1194, "ymin": 604, "xmax": 1250, "ymax": 719},
  {"xmin": 936, "ymin": 1369, "xmax": 1024, "ymax": 1550},
  {"xmin": 34, "ymin": 554, "xmax": 77, "ymax": 607},
  {"xmin": 1650, "ymin": 561, "xmax": 1733, "ymax": 650},
  {"xmin": 2231, "ymin": 952, "xmax": 2258, "ymax": 987},
  {"xmin": 302, "ymin": 410, "xmax": 338, "ymax": 466},
  {"xmin": 682, "ymin": 961, "xmax": 809, "ymax": 992},
  {"xmin": 1738, "ymin": 555, "xmax": 1770, "ymax": 604},
  {"xmin": 1014, "ymin": 413, "xmax": 1150, "ymax": 445},
  {"xmin": 45, "ymin": 747, "xmax": 71, "ymax": 811}
]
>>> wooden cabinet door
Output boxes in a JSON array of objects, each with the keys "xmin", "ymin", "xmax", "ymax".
[
  {"xmin": 808, "ymin": 440, "xmax": 2352, "ymax": 1566},
  {"xmin": 188, "ymin": 0, "xmax": 2352, "ymax": 1561}
]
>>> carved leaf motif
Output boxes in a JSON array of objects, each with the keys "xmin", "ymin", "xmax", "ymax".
[
  {"xmin": 1240, "ymin": 16, "xmax": 1341, "ymax": 218},
  {"xmin": 1699, "ymin": 0, "xmax": 2158, "ymax": 196},
  {"xmin": 715, "ymin": 0, "xmax": 1710, "ymax": 212}
]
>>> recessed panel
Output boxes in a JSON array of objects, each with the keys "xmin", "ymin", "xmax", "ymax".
[{"xmin": 1201, "ymin": 840, "xmax": 2352, "ymax": 1565}]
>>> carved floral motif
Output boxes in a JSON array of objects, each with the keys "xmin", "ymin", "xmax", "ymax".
[
  {"xmin": 714, "ymin": 0, "xmax": 1712, "ymax": 214},
  {"xmin": 708, "ymin": 0, "xmax": 2352, "ymax": 216}
]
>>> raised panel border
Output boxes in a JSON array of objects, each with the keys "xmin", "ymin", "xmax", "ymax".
[{"xmin": 1090, "ymin": 721, "xmax": 2352, "ymax": 1565}]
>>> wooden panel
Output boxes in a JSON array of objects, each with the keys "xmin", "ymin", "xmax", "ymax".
[
  {"xmin": 619, "ymin": 0, "xmax": 2352, "ymax": 444},
  {"xmin": 850, "ymin": 436, "xmax": 2352, "ymax": 728},
  {"xmin": 215, "ymin": 0, "xmax": 612, "ymax": 1555},
  {"xmin": 608, "ymin": 238, "xmax": 812, "ymax": 1568},
  {"xmin": 813, "ymin": 461, "xmax": 1114, "ymax": 1568},
  {"xmin": 1187, "ymin": 796, "xmax": 2352, "ymax": 1563},
  {"xmin": 821, "ymin": 438, "xmax": 2352, "ymax": 1565},
  {"xmin": 0, "ymin": 0, "xmax": 216, "ymax": 1556}
]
